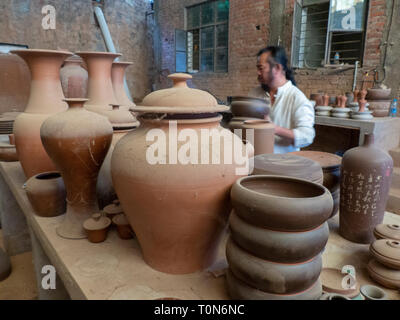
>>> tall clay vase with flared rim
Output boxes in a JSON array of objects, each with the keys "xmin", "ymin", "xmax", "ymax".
[
  {"xmin": 339, "ymin": 133, "xmax": 393, "ymax": 244},
  {"xmin": 10, "ymin": 49, "xmax": 72, "ymax": 178},
  {"xmin": 75, "ymin": 52, "xmax": 121, "ymax": 114},
  {"xmin": 60, "ymin": 55, "xmax": 88, "ymax": 98},
  {"xmin": 111, "ymin": 61, "xmax": 135, "ymax": 110},
  {"xmin": 40, "ymin": 98, "xmax": 113, "ymax": 239}
]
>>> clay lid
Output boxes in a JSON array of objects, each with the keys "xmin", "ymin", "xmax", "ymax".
[
  {"xmin": 75, "ymin": 51, "xmax": 122, "ymax": 58},
  {"xmin": 368, "ymin": 259, "xmax": 400, "ymax": 288},
  {"xmin": 104, "ymin": 201, "xmax": 123, "ymax": 215},
  {"xmin": 112, "ymin": 214, "xmax": 130, "ymax": 226},
  {"xmin": 253, "ymin": 154, "xmax": 323, "ymax": 184},
  {"xmin": 374, "ymin": 224, "xmax": 400, "ymax": 241},
  {"xmin": 370, "ymin": 239, "xmax": 400, "ymax": 269},
  {"xmin": 133, "ymin": 73, "xmax": 229, "ymax": 114},
  {"xmin": 83, "ymin": 213, "xmax": 111, "ymax": 231},
  {"xmin": 112, "ymin": 61, "xmax": 133, "ymax": 67},
  {"xmin": 235, "ymin": 119, "xmax": 275, "ymax": 129},
  {"xmin": 289, "ymin": 151, "xmax": 342, "ymax": 170},
  {"xmin": 321, "ymin": 268, "xmax": 360, "ymax": 298},
  {"xmin": 106, "ymin": 104, "xmax": 139, "ymax": 129},
  {"xmin": 10, "ymin": 48, "xmax": 73, "ymax": 57}
]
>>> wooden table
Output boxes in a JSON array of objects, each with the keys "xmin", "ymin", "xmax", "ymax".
[{"xmin": 0, "ymin": 161, "xmax": 399, "ymax": 300}]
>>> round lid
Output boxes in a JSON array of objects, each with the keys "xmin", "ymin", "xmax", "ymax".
[
  {"xmin": 370, "ymin": 239, "xmax": 400, "ymax": 269},
  {"xmin": 368, "ymin": 259, "xmax": 400, "ymax": 283},
  {"xmin": 374, "ymin": 224, "xmax": 400, "ymax": 241},
  {"xmin": 321, "ymin": 268, "xmax": 360, "ymax": 297},
  {"xmin": 106, "ymin": 104, "xmax": 139, "ymax": 129},
  {"xmin": 112, "ymin": 214, "xmax": 129, "ymax": 226},
  {"xmin": 289, "ymin": 151, "xmax": 342, "ymax": 169},
  {"xmin": 104, "ymin": 202, "xmax": 123, "ymax": 215},
  {"xmin": 83, "ymin": 213, "xmax": 111, "ymax": 231},
  {"xmin": 235, "ymin": 119, "xmax": 275, "ymax": 129},
  {"xmin": 133, "ymin": 73, "xmax": 229, "ymax": 114},
  {"xmin": 253, "ymin": 154, "xmax": 323, "ymax": 184}
]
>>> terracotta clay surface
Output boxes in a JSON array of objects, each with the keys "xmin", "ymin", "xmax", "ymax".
[
  {"xmin": 226, "ymin": 269, "xmax": 322, "ymax": 300},
  {"xmin": 368, "ymin": 100, "xmax": 391, "ymax": 117},
  {"xmin": 226, "ymin": 238, "xmax": 322, "ymax": 294},
  {"xmin": 83, "ymin": 213, "xmax": 111, "ymax": 243},
  {"xmin": 40, "ymin": 98, "xmax": 113, "ymax": 239},
  {"xmin": 339, "ymin": 134, "xmax": 393, "ymax": 244},
  {"xmin": 374, "ymin": 224, "xmax": 400, "ymax": 241},
  {"xmin": 25, "ymin": 171, "xmax": 66, "ymax": 217},
  {"xmin": 103, "ymin": 200, "xmax": 124, "ymax": 219},
  {"xmin": 231, "ymin": 175, "xmax": 333, "ymax": 232},
  {"xmin": 60, "ymin": 55, "xmax": 88, "ymax": 98},
  {"xmin": 0, "ymin": 142, "xmax": 18, "ymax": 162},
  {"xmin": 112, "ymin": 214, "xmax": 134, "ymax": 240},
  {"xmin": 370, "ymin": 239, "xmax": 400, "ymax": 270},
  {"xmin": 11, "ymin": 49, "xmax": 72, "ymax": 178},
  {"xmin": 229, "ymin": 211, "xmax": 329, "ymax": 263},
  {"xmin": 367, "ymin": 259, "xmax": 400, "ymax": 289},
  {"xmin": 111, "ymin": 62, "xmax": 135, "ymax": 109},
  {"xmin": 320, "ymin": 267, "xmax": 360, "ymax": 298},
  {"xmin": 230, "ymin": 96, "xmax": 270, "ymax": 119}
]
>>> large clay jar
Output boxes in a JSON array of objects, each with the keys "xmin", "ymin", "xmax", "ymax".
[
  {"xmin": 111, "ymin": 61, "xmax": 135, "ymax": 110},
  {"xmin": 339, "ymin": 133, "xmax": 393, "ymax": 244},
  {"xmin": 111, "ymin": 73, "xmax": 251, "ymax": 274},
  {"xmin": 40, "ymin": 99, "xmax": 113, "ymax": 239},
  {"xmin": 60, "ymin": 55, "xmax": 88, "ymax": 98},
  {"xmin": 10, "ymin": 49, "xmax": 72, "ymax": 178}
]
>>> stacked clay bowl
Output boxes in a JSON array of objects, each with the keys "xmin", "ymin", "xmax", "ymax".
[
  {"xmin": 226, "ymin": 175, "xmax": 333, "ymax": 300},
  {"xmin": 290, "ymin": 151, "xmax": 342, "ymax": 218},
  {"xmin": 367, "ymin": 88, "xmax": 391, "ymax": 117},
  {"xmin": 367, "ymin": 224, "xmax": 400, "ymax": 289}
]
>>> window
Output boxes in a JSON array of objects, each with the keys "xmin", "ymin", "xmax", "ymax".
[
  {"xmin": 175, "ymin": 0, "xmax": 229, "ymax": 73},
  {"xmin": 292, "ymin": 0, "xmax": 368, "ymax": 68}
]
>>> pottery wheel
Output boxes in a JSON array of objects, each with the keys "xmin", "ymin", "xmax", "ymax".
[
  {"xmin": 320, "ymin": 268, "xmax": 360, "ymax": 298},
  {"xmin": 0, "ymin": 248, "xmax": 12, "ymax": 281}
]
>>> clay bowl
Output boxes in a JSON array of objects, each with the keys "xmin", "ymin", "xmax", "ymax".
[
  {"xmin": 367, "ymin": 259, "xmax": 400, "ymax": 289},
  {"xmin": 112, "ymin": 214, "xmax": 134, "ymax": 239},
  {"xmin": 226, "ymin": 238, "xmax": 322, "ymax": 294},
  {"xmin": 230, "ymin": 96, "xmax": 270, "ymax": 119},
  {"xmin": 226, "ymin": 269, "xmax": 322, "ymax": 300},
  {"xmin": 367, "ymin": 88, "xmax": 391, "ymax": 100},
  {"xmin": 231, "ymin": 175, "xmax": 333, "ymax": 232},
  {"xmin": 374, "ymin": 224, "xmax": 400, "ymax": 241},
  {"xmin": 370, "ymin": 239, "xmax": 400, "ymax": 270},
  {"xmin": 360, "ymin": 284, "xmax": 388, "ymax": 300},
  {"xmin": 372, "ymin": 109, "xmax": 389, "ymax": 117},
  {"xmin": 83, "ymin": 213, "xmax": 111, "ymax": 243},
  {"xmin": 229, "ymin": 211, "xmax": 329, "ymax": 263},
  {"xmin": 368, "ymin": 100, "xmax": 391, "ymax": 111}
]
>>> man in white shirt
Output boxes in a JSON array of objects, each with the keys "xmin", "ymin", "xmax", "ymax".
[{"xmin": 252, "ymin": 46, "xmax": 315, "ymax": 154}]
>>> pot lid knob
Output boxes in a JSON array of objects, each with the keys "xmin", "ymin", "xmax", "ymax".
[{"xmin": 168, "ymin": 73, "xmax": 191, "ymax": 88}]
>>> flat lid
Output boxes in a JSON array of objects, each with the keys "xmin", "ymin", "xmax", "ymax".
[
  {"xmin": 112, "ymin": 214, "xmax": 129, "ymax": 226},
  {"xmin": 321, "ymin": 268, "xmax": 360, "ymax": 297},
  {"xmin": 104, "ymin": 202, "xmax": 123, "ymax": 215},
  {"xmin": 83, "ymin": 213, "xmax": 111, "ymax": 230},
  {"xmin": 368, "ymin": 259, "xmax": 400, "ymax": 281},
  {"xmin": 133, "ymin": 73, "xmax": 229, "ymax": 114},
  {"xmin": 371, "ymin": 239, "xmax": 400, "ymax": 264},
  {"xmin": 374, "ymin": 224, "xmax": 400, "ymax": 241},
  {"xmin": 289, "ymin": 151, "xmax": 342, "ymax": 169}
]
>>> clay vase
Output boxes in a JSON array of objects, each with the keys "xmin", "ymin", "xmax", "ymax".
[
  {"xmin": 111, "ymin": 61, "xmax": 135, "ymax": 110},
  {"xmin": 310, "ymin": 93, "xmax": 323, "ymax": 107},
  {"xmin": 40, "ymin": 98, "xmax": 113, "ymax": 239},
  {"xmin": 339, "ymin": 133, "xmax": 393, "ymax": 244},
  {"xmin": 111, "ymin": 73, "xmax": 251, "ymax": 274},
  {"xmin": 323, "ymin": 94, "xmax": 330, "ymax": 107},
  {"xmin": 10, "ymin": 49, "xmax": 72, "ymax": 178},
  {"xmin": 60, "ymin": 55, "xmax": 88, "ymax": 98},
  {"xmin": 353, "ymin": 90, "xmax": 360, "ymax": 103},
  {"xmin": 25, "ymin": 171, "xmax": 66, "ymax": 217}
]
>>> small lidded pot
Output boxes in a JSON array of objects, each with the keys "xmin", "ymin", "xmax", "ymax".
[
  {"xmin": 104, "ymin": 199, "xmax": 124, "ymax": 220},
  {"xmin": 112, "ymin": 214, "xmax": 134, "ymax": 239},
  {"xmin": 83, "ymin": 213, "xmax": 111, "ymax": 243}
]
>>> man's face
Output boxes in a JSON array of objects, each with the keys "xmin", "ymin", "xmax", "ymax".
[{"xmin": 256, "ymin": 52, "xmax": 274, "ymax": 86}]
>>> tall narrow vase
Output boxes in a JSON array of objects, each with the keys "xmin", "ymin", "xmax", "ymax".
[
  {"xmin": 11, "ymin": 49, "xmax": 72, "ymax": 178},
  {"xmin": 40, "ymin": 99, "xmax": 113, "ymax": 239},
  {"xmin": 111, "ymin": 61, "xmax": 135, "ymax": 110}
]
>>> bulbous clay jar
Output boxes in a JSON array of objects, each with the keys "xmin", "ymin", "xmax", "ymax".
[
  {"xmin": 229, "ymin": 211, "xmax": 329, "ymax": 263},
  {"xmin": 40, "ymin": 99, "xmax": 113, "ymax": 239},
  {"xmin": 111, "ymin": 73, "xmax": 251, "ymax": 274},
  {"xmin": 60, "ymin": 55, "xmax": 88, "ymax": 98},
  {"xmin": 111, "ymin": 61, "xmax": 135, "ymax": 110},
  {"xmin": 339, "ymin": 133, "xmax": 393, "ymax": 244},
  {"xmin": 226, "ymin": 238, "xmax": 322, "ymax": 294},
  {"xmin": 231, "ymin": 175, "xmax": 333, "ymax": 232},
  {"xmin": 25, "ymin": 171, "xmax": 66, "ymax": 217},
  {"xmin": 226, "ymin": 269, "xmax": 322, "ymax": 300},
  {"xmin": 10, "ymin": 49, "xmax": 72, "ymax": 178}
]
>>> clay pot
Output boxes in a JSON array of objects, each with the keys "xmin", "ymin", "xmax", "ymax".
[
  {"xmin": 229, "ymin": 211, "xmax": 329, "ymax": 263},
  {"xmin": 226, "ymin": 238, "xmax": 322, "ymax": 294},
  {"xmin": 368, "ymin": 100, "xmax": 391, "ymax": 117},
  {"xmin": 25, "ymin": 171, "xmax": 66, "ymax": 217},
  {"xmin": 374, "ymin": 224, "xmax": 400, "ymax": 241},
  {"xmin": 230, "ymin": 96, "xmax": 270, "ymax": 119},
  {"xmin": 10, "ymin": 49, "xmax": 72, "ymax": 178},
  {"xmin": 319, "ymin": 293, "xmax": 351, "ymax": 300},
  {"xmin": 40, "ymin": 98, "xmax": 113, "ymax": 239},
  {"xmin": 0, "ymin": 248, "xmax": 11, "ymax": 281},
  {"xmin": 367, "ymin": 259, "xmax": 400, "ymax": 289},
  {"xmin": 112, "ymin": 214, "xmax": 134, "ymax": 239},
  {"xmin": 226, "ymin": 269, "xmax": 322, "ymax": 300},
  {"xmin": 359, "ymin": 89, "xmax": 367, "ymax": 102},
  {"xmin": 83, "ymin": 213, "xmax": 111, "ymax": 243},
  {"xmin": 321, "ymin": 268, "xmax": 360, "ymax": 298},
  {"xmin": 370, "ymin": 239, "xmax": 400, "ymax": 270},
  {"xmin": 310, "ymin": 93, "xmax": 324, "ymax": 107},
  {"xmin": 0, "ymin": 53, "xmax": 30, "ymax": 113},
  {"xmin": 111, "ymin": 61, "xmax": 135, "ymax": 110},
  {"xmin": 60, "ymin": 55, "xmax": 88, "ymax": 98},
  {"xmin": 360, "ymin": 284, "xmax": 388, "ymax": 300},
  {"xmin": 229, "ymin": 119, "xmax": 274, "ymax": 155},
  {"xmin": 339, "ymin": 133, "xmax": 393, "ymax": 244},
  {"xmin": 0, "ymin": 142, "xmax": 18, "ymax": 162},
  {"xmin": 358, "ymin": 99, "xmax": 367, "ymax": 112},
  {"xmin": 367, "ymin": 88, "xmax": 391, "ymax": 100},
  {"xmin": 111, "ymin": 73, "xmax": 250, "ymax": 274}
]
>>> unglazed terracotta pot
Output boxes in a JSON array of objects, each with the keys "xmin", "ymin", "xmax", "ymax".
[
  {"xmin": 226, "ymin": 269, "xmax": 322, "ymax": 300},
  {"xmin": 367, "ymin": 259, "xmax": 400, "ymax": 289},
  {"xmin": 367, "ymin": 88, "xmax": 391, "ymax": 100},
  {"xmin": 112, "ymin": 213, "xmax": 134, "ymax": 239},
  {"xmin": 40, "ymin": 99, "xmax": 113, "ymax": 239},
  {"xmin": 231, "ymin": 175, "xmax": 333, "ymax": 232},
  {"xmin": 83, "ymin": 213, "xmax": 111, "ymax": 243},
  {"xmin": 111, "ymin": 61, "xmax": 135, "ymax": 110},
  {"xmin": 111, "ymin": 73, "xmax": 251, "ymax": 274},
  {"xmin": 60, "ymin": 55, "xmax": 88, "ymax": 98},
  {"xmin": 25, "ymin": 171, "xmax": 66, "ymax": 217},
  {"xmin": 226, "ymin": 238, "xmax": 322, "ymax": 294},
  {"xmin": 339, "ymin": 133, "xmax": 393, "ymax": 244},
  {"xmin": 374, "ymin": 224, "xmax": 400, "ymax": 241},
  {"xmin": 229, "ymin": 211, "xmax": 329, "ymax": 263},
  {"xmin": 310, "ymin": 93, "xmax": 324, "ymax": 107},
  {"xmin": 10, "ymin": 49, "xmax": 72, "ymax": 178},
  {"xmin": 230, "ymin": 96, "xmax": 270, "ymax": 119}
]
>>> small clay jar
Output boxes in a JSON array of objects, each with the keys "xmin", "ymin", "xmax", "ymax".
[
  {"xmin": 370, "ymin": 239, "xmax": 400, "ymax": 270},
  {"xmin": 60, "ymin": 55, "xmax": 88, "ymax": 98},
  {"xmin": 104, "ymin": 199, "xmax": 124, "ymax": 220},
  {"xmin": 360, "ymin": 284, "xmax": 388, "ymax": 300},
  {"xmin": 367, "ymin": 259, "xmax": 400, "ymax": 289},
  {"xmin": 83, "ymin": 213, "xmax": 111, "ymax": 243},
  {"xmin": 374, "ymin": 224, "xmax": 400, "ymax": 241},
  {"xmin": 8, "ymin": 134, "xmax": 15, "ymax": 145},
  {"xmin": 112, "ymin": 214, "xmax": 134, "ymax": 239},
  {"xmin": 25, "ymin": 171, "xmax": 66, "ymax": 217}
]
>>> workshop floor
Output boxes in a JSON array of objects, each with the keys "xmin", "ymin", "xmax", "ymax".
[{"xmin": 0, "ymin": 229, "xmax": 37, "ymax": 300}]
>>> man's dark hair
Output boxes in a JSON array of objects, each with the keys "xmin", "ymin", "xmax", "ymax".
[{"xmin": 257, "ymin": 46, "xmax": 296, "ymax": 86}]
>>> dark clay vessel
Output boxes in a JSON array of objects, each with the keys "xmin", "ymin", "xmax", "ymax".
[{"xmin": 339, "ymin": 134, "xmax": 393, "ymax": 244}]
